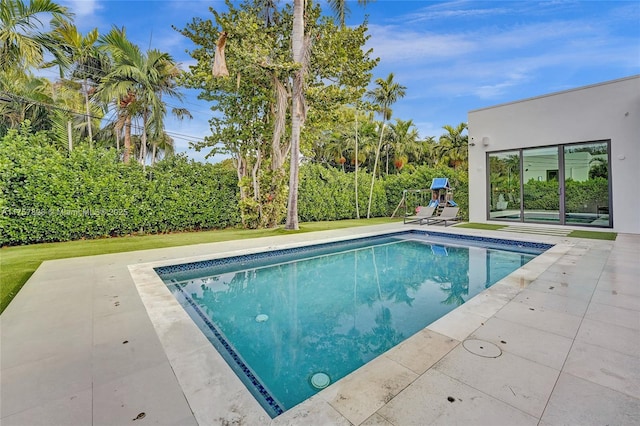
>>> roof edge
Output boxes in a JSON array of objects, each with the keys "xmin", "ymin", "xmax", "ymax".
[{"xmin": 468, "ymin": 74, "xmax": 640, "ymax": 114}]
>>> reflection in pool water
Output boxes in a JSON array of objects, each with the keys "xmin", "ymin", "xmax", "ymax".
[{"xmin": 159, "ymin": 234, "xmax": 544, "ymax": 417}]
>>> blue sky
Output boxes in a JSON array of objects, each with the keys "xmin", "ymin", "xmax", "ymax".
[{"xmin": 54, "ymin": 0, "xmax": 640, "ymax": 162}]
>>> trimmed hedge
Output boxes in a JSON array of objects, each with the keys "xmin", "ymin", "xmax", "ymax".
[
  {"xmin": 1, "ymin": 128, "xmax": 240, "ymax": 245},
  {"xmin": 1, "ymin": 129, "xmax": 469, "ymax": 245},
  {"xmin": 298, "ymin": 163, "xmax": 387, "ymax": 221}
]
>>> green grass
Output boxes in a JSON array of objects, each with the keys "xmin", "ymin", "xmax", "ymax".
[
  {"xmin": 567, "ymin": 230, "xmax": 617, "ymax": 240},
  {"xmin": 454, "ymin": 222, "xmax": 617, "ymax": 240},
  {"xmin": 453, "ymin": 222, "xmax": 507, "ymax": 230},
  {"xmin": 0, "ymin": 218, "xmax": 400, "ymax": 313}
]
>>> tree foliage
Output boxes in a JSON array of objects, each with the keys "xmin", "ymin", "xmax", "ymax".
[{"xmin": 179, "ymin": 0, "xmax": 377, "ymax": 229}]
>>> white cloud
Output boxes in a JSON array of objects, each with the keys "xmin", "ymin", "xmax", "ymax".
[
  {"xmin": 399, "ymin": 0, "xmax": 510, "ymax": 24},
  {"xmin": 60, "ymin": 0, "xmax": 103, "ymax": 21},
  {"xmin": 366, "ymin": 24, "xmax": 476, "ymax": 64}
]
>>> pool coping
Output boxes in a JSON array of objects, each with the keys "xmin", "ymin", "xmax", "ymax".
[{"xmin": 127, "ymin": 224, "xmax": 573, "ymax": 425}]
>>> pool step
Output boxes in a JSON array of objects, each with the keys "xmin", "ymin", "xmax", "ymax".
[{"xmin": 501, "ymin": 225, "xmax": 572, "ymax": 236}]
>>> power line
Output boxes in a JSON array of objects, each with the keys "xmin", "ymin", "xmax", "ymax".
[{"xmin": 1, "ymin": 90, "xmax": 210, "ymax": 143}]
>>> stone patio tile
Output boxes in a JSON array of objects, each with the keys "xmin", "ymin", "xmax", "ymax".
[
  {"xmin": 3, "ymin": 275, "xmax": 93, "ymax": 313},
  {"xmin": 494, "ymin": 300, "xmax": 582, "ymax": 338},
  {"xmin": 91, "ymin": 270, "xmax": 147, "ymax": 316},
  {"xmin": 541, "ymin": 373, "xmax": 640, "ymax": 425},
  {"xmin": 575, "ymin": 318, "xmax": 640, "ymax": 357},
  {"xmin": 512, "ymin": 287, "xmax": 590, "ymax": 316},
  {"xmin": 141, "ymin": 302, "xmax": 212, "ymax": 363},
  {"xmin": 433, "ymin": 344, "xmax": 559, "ymax": 418},
  {"xmin": 591, "ymin": 288, "xmax": 640, "ymax": 311},
  {"xmin": 384, "ymin": 329, "xmax": 459, "ymax": 375},
  {"xmin": 426, "ymin": 308, "xmax": 487, "ymax": 341},
  {"xmin": 360, "ymin": 413, "xmax": 394, "ymax": 425},
  {"xmin": 1, "ymin": 317, "xmax": 92, "ymax": 370},
  {"xmin": 564, "ymin": 340, "xmax": 640, "ymax": 399},
  {"xmin": 377, "ymin": 369, "xmax": 537, "ymax": 426},
  {"xmin": 92, "ymin": 362, "xmax": 196, "ymax": 426},
  {"xmin": 596, "ymin": 275, "xmax": 640, "ymax": 297},
  {"xmin": 470, "ymin": 316, "xmax": 573, "ymax": 370},
  {"xmin": 319, "ymin": 355, "xmax": 418, "ymax": 425},
  {"xmin": 165, "ymin": 345, "xmax": 268, "ymax": 425},
  {"xmin": 459, "ymin": 289, "xmax": 513, "ymax": 318},
  {"xmin": 92, "ymin": 309, "xmax": 169, "ymax": 386},
  {"xmin": 603, "ymin": 263, "xmax": 639, "ymax": 277},
  {"xmin": 585, "ymin": 302, "xmax": 640, "ymax": 330},
  {"xmin": 27, "ymin": 264, "xmax": 97, "ymax": 284},
  {"xmin": 0, "ymin": 387, "xmax": 92, "ymax": 426},
  {"xmin": 526, "ymin": 276, "xmax": 597, "ymax": 301},
  {"xmin": 271, "ymin": 395, "xmax": 350, "ymax": 426},
  {"xmin": 0, "ymin": 353, "xmax": 92, "ymax": 417},
  {"xmin": 1, "ymin": 283, "xmax": 93, "ymax": 331}
]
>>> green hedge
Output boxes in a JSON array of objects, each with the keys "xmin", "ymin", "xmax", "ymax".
[
  {"xmin": 298, "ymin": 163, "xmax": 387, "ymax": 221},
  {"xmin": 297, "ymin": 164, "xmax": 469, "ymax": 222},
  {"xmin": 0, "ymin": 128, "xmax": 240, "ymax": 245},
  {"xmin": 523, "ymin": 178, "xmax": 608, "ymax": 212},
  {"xmin": 1, "ymin": 129, "xmax": 469, "ymax": 245}
]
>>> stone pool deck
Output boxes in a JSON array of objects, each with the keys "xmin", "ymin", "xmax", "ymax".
[{"xmin": 1, "ymin": 223, "xmax": 638, "ymax": 425}]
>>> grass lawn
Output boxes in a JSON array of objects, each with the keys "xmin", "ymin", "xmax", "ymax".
[
  {"xmin": 454, "ymin": 222, "xmax": 507, "ymax": 230},
  {"xmin": 455, "ymin": 222, "xmax": 617, "ymax": 240},
  {"xmin": 567, "ymin": 230, "xmax": 617, "ymax": 240},
  {"xmin": 0, "ymin": 218, "xmax": 400, "ymax": 313}
]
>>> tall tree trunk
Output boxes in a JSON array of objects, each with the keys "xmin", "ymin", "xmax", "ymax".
[
  {"xmin": 271, "ymin": 74, "xmax": 289, "ymax": 171},
  {"xmin": 252, "ymin": 148, "xmax": 262, "ymax": 222},
  {"xmin": 355, "ymin": 111, "xmax": 360, "ymax": 219},
  {"xmin": 285, "ymin": 0, "xmax": 305, "ymax": 231},
  {"xmin": 83, "ymin": 78, "xmax": 93, "ymax": 148},
  {"xmin": 141, "ymin": 111, "xmax": 148, "ymax": 169},
  {"xmin": 123, "ymin": 115, "xmax": 132, "ymax": 163},
  {"xmin": 385, "ymin": 146, "xmax": 389, "ymax": 175},
  {"xmin": 366, "ymin": 122, "xmax": 386, "ymax": 218}
]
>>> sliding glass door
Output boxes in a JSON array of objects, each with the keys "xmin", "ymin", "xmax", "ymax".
[
  {"xmin": 488, "ymin": 151, "xmax": 521, "ymax": 221},
  {"xmin": 522, "ymin": 146, "xmax": 560, "ymax": 224},
  {"xmin": 563, "ymin": 142, "xmax": 610, "ymax": 226},
  {"xmin": 487, "ymin": 141, "xmax": 611, "ymax": 227}
]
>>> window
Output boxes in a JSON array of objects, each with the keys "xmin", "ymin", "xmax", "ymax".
[{"xmin": 487, "ymin": 141, "xmax": 611, "ymax": 227}]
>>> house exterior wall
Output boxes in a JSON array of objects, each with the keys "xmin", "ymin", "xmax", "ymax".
[{"xmin": 467, "ymin": 75, "xmax": 640, "ymax": 234}]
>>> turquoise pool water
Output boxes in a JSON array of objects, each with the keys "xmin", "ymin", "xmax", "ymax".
[{"xmin": 157, "ymin": 232, "xmax": 549, "ymax": 417}]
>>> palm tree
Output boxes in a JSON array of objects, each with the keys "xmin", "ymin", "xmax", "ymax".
[
  {"xmin": 98, "ymin": 27, "xmax": 188, "ymax": 163},
  {"xmin": 0, "ymin": 68, "xmax": 53, "ymax": 132},
  {"xmin": 0, "ymin": 0, "xmax": 71, "ymax": 72},
  {"xmin": 388, "ymin": 118, "xmax": 420, "ymax": 172},
  {"xmin": 365, "ymin": 72, "xmax": 406, "ymax": 218},
  {"xmin": 435, "ymin": 122, "xmax": 468, "ymax": 169},
  {"xmin": 327, "ymin": 0, "xmax": 373, "ymax": 26},
  {"xmin": 51, "ymin": 22, "xmax": 109, "ymax": 146}
]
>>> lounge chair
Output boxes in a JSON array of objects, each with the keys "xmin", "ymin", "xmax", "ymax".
[
  {"xmin": 431, "ymin": 245, "xmax": 448, "ymax": 256},
  {"xmin": 404, "ymin": 205, "xmax": 436, "ymax": 224},
  {"xmin": 425, "ymin": 207, "xmax": 460, "ymax": 226}
]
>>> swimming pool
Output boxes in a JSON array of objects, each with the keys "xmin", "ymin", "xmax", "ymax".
[{"xmin": 154, "ymin": 230, "xmax": 551, "ymax": 417}]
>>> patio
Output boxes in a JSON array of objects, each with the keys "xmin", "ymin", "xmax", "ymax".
[{"xmin": 1, "ymin": 223, "xmax": 638, "ymax": 425}]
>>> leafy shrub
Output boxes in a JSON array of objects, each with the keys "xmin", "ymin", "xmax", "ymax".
[
  {"xmin": 298, "ymin": 163, "xmax": 387, "ymax": 221},
  {"xmin": 0, "ymin": 128, "xmax": 240, "ymax": 245},
  {"xmin": 1, "ymin": 127, "xmax": 469, "ymax": 245}
]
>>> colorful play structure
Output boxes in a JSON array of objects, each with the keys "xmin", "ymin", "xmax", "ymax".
[{"xmin": 394, "ymin": 178, "xmax": 459, "ymax": 224}]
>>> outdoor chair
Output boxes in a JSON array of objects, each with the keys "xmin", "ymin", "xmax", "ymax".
[
  {"xmin": 425, "ymin": 207, "xmax": 460, "ymax": 227},
  {"xmin": 404, "ymin": 205, "xmax": 436, "ymax": 225}
]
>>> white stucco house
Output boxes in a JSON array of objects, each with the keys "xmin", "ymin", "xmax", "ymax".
[{"xmin": 467, "ymin": 75, "xmax": 640, "ymax": 234}]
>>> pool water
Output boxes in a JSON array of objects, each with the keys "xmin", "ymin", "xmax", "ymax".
[{"xmin": 157, "ymin": 232, "xmax": 548, "ymax": 417}]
